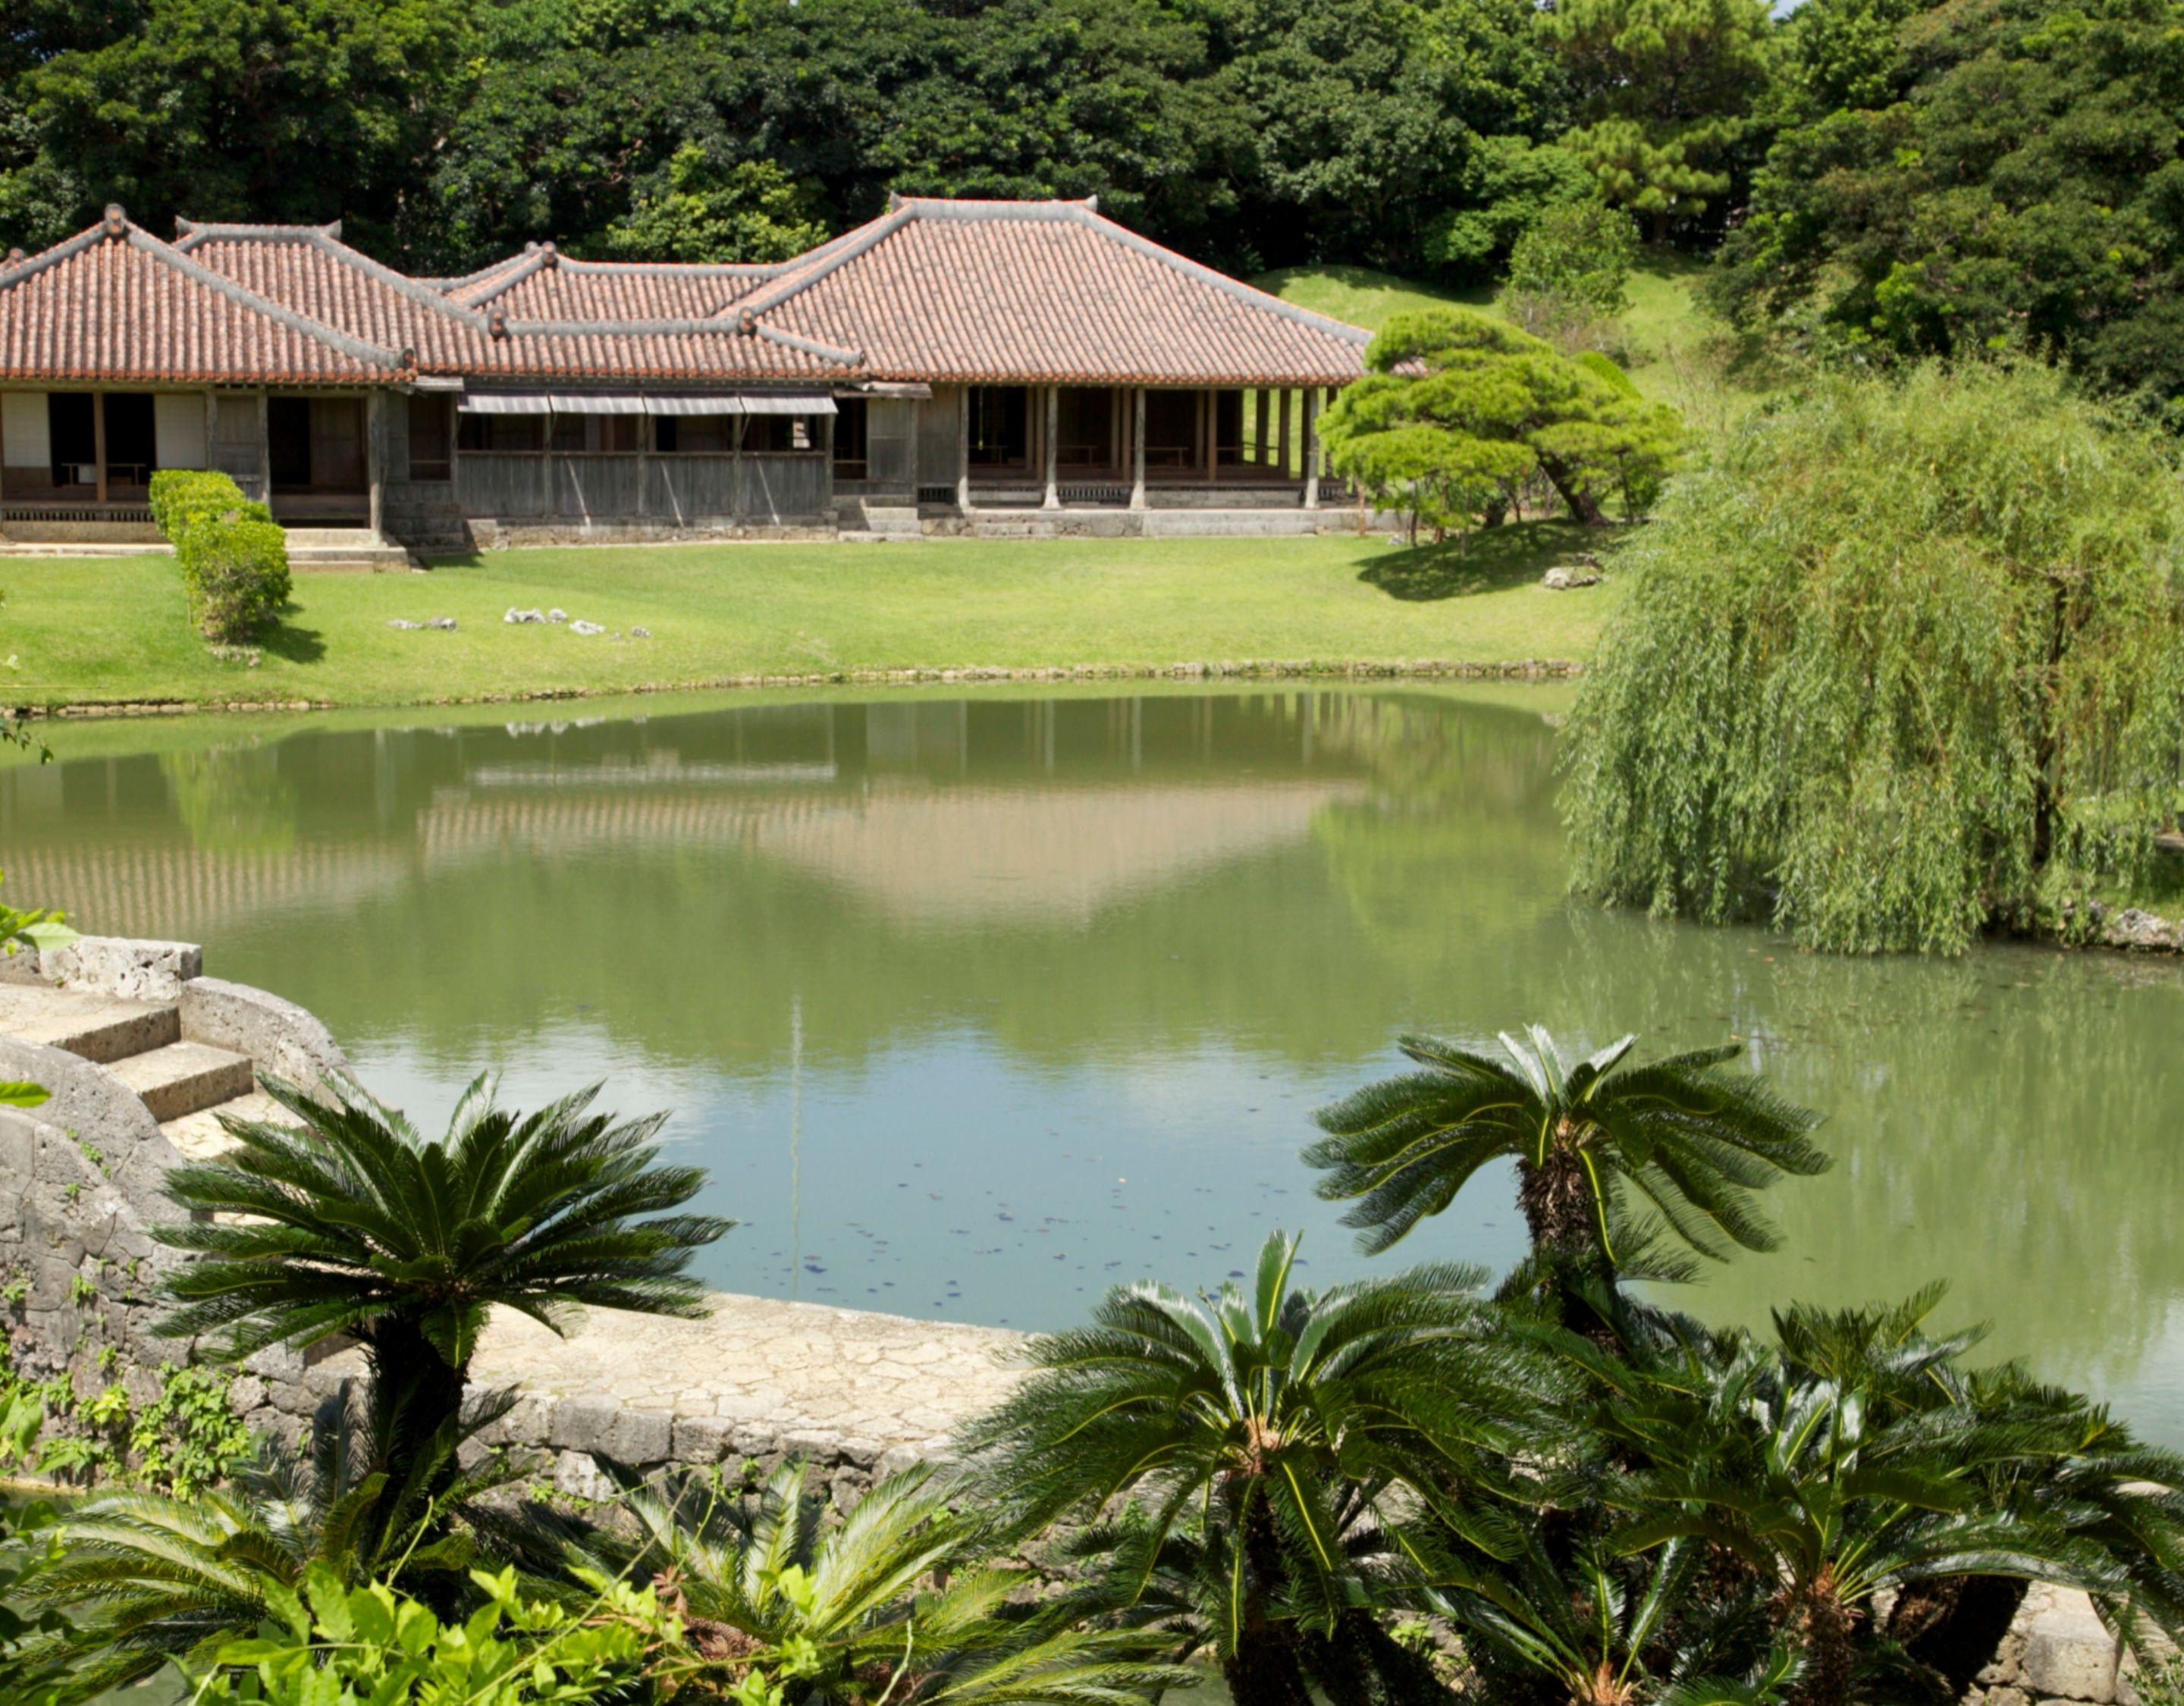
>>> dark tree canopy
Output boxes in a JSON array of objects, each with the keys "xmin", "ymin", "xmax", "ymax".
[
  {"xmin": 0, "ymin": 0, "xmax": 1577, "ymax": 278},
  {"xmin": 1711, "ymin": 0, "xmax": 2184, "ymax": 420}
]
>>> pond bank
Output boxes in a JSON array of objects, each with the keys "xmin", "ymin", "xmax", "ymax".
[{"xmin": 12, "ymin": 654, "xmax": 1584, "ymax": 721}]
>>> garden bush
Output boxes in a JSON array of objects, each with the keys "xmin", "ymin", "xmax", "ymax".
[
  {"xmin": 149, "ymin": 470, "xmax": 290, "ymax": 644},
  {"xmin": 1561, "ymin": 362, "xmax": 2184, "ymax": 953}
]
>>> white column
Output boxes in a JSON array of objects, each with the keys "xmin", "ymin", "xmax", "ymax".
[
  {"xmin": 1303, "ymin": 388, "xmax": 1320, "ymax": 510},
  {"xmin": 1130, "ymin": 387, "xmax": 1147, "ymax": 510},
  {"xmin": 1043, "ymin": 384, "xmax": 1059, "ymax": 509},
  {"xmin": 956, "ymin": 387, "xmax": 971, "ymax": 513}
]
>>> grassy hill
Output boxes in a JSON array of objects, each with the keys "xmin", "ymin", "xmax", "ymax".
[{"xmin": 1257, "ymin": 251, "xmax": 1764, "ymax": 427}]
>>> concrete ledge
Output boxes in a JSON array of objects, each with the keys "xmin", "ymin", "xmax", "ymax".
[{"xmin": 180, "ymin": 977, "xmax": 348, "ymax": 1087}]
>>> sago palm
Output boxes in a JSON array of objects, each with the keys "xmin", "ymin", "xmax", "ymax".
[
  {"xmin": 959, "ymin": 1231, "xmax": 1548, "ymax": 1706},
  {"xmin": 586, "ymin": 1454, "xmax": 1193, "ymax": 1706},
  {"xmin": 1305, "ymin": 1027, "xmax": 1826, "ymax": 1265},
  {"xmin": 1602, "ymin": 1338, "xmax": 2098, "ymax": 1706},
  {"xmin": 152, "ymin": 1071, "xmax": 731, "ymax": 1500}
]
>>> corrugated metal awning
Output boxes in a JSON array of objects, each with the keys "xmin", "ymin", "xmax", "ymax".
[
  {"xmin": 458, "ymin": 394, "xmax": 551, "ymax": 414},
  {"xmin": 550, "ymin": 394, "xmax": 650, "ymax": 414},
  {"xmin": 733, "ymin": 394, "xmax": 838, "ymax": 416},
  {"xmin": 460, "ymin": 391, "xmax": 836, "ymax": 416},
  {"xmin": 645, "ymin": 394, "xmax": 836, "ymax": 416}
]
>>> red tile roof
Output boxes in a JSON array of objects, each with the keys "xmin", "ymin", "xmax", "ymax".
[
  {"xmin": 0, "ymin": 209, "xmax": 403, "ymax": 384},
  {"xmin": 174, "ymin": 221, "xmax": 857, "ymax": 382},
  {"xmin": 1, "ymin": 199, "xmax": 1370, "ymax": 391},
  {"xmin": 731, "ymin": 198, "xmax": 1371, "ymax": 386}
]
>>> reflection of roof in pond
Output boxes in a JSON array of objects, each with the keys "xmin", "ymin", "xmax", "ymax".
[{"xmin": 4, "ymin": 776, "xmax": 1368, "ymax": 936}]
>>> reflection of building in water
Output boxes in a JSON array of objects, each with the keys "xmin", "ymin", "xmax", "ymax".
[{"xmin": 1, "ymin": 692, "xmax": 1417, "ymax": 937}]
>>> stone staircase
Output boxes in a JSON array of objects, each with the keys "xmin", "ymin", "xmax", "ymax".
[
  {"xmin": 836, "ymin": 499, "xmax": 924, "ymax": 543},
  {"xmin": 281, "ymin": 527, "xmax": 415, "ymax": 571},
  {"xmin": 0, "ymin": 983, "xmax": 282, "ymax": 1159}
]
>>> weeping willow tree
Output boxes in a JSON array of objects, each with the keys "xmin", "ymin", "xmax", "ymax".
[{"xmin": 1561, "ymin": 363, "xmax": 2184, "ymax": 953}]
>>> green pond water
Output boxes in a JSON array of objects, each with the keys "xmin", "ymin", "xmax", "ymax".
[{"xmin": 5, "ymin": 685, "xmax": 2182, "ymax": 1438}]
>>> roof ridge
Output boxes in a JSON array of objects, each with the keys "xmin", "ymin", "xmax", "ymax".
[
  {"xmin": 125, "ymin": 226, "xmax": 413, "ymax": 369},
  {"xmin": 174, "ymin": 217, "xmax": 345, "ymax": 245},
  {"xmin": 452, "ymin": 247, "xmax": 553, "ymax": 309},
  {"xmin": 728, "ymin": 204, "xmax": 916, "ymax": 327},
  {"xmin": 1059, "ymin": 204, "xmax": 1371, "ymax": 347},
  {"xmin": 0, "ymin": 221, "xmax": 110, "ymax": 290}
]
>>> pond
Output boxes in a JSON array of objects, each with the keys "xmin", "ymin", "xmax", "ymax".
[{"xmin": 5, "ymin": 685, "xmax": 2182, "ymax": 1439}]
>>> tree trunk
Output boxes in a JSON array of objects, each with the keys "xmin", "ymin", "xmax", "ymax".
[
  {"xmin": 1220, "ymin": 1485, "xmax": 1316, "ymax": 1706},
  {"xmin": 1788, "ymin": 1573, "xmax": 1860, "ymax": 1706},
  {"xmin": 362, "ymin": 1314, "xmax": 472, "ymax": 1501},
  {"xmin": 1517, "ymin": 1143, "xmax": 1599, "ymax": 1257},
  {"xmin": 1538, "ymin": 454, "xmax": 1606, "ymax": 526}
]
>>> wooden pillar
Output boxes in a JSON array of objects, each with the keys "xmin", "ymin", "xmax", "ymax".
[
  {"xmin": 1254, "ymin": 390, "xmax": 1270, "ymax": 468},
  {"xmin": 203, "ymin": 388, "xmax": 218, "ymax": 475},
  {"xmin": 956, "ymin": 386, "xmax": 971, "ymax": 513},
  {"xmin": 1043, "ymin": 384, "xmax": 1059, "ymax": 509},
  {"xmin": 635, "ymin": 403, "xmax": 649, "ymax": 520},
  {"xmin": 256, "ymin": 390, "xmax": 271, "ymax": 505},
  {"xmin": 93, "ymin": 390, "xmax": 108, "ymax": 504},
  {"xmin": 1277, "ymin": 388, "xmax": 1292, "ymax": 481},
  {"xmin": 366, "ymin": 390, "xmax": 385, "ymax": 539},
  {"xmin": 1203, "ymin": 387, "xmax": 1216, "ymax": 483},
  {"xmin": 1303, "ymin": 388, "xmax": 1320, "ymax": 510},
  {"xmin": 1130, "ymin": 387, "xmax": 1147, "ymax": 510}
]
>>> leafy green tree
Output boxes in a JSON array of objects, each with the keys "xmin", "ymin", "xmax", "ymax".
[
  {"xmin": 589, "ymin": 1454, "xmax": 1191, "ymax": 1705},
  {"xmin": 1502, "ymin": 201, "xmax": 1639, "ymax": 318},
  {"xmin": 1320, "ymin": 308, "xmax": 1682, "ymax": 532},
  {"xmin": 5, "ymin": 0, "xmax": 475, "ymax": 257},
  {"xmin": 1304, "ymin": 1025, "xmax": 1826, "ymax": 1272},
  {"xmin": 961, "ymin": 1231, "xmax": 1542, "ymax": 1706},
  {"xmin": 1709, "ymin": 0, "xmax": 2184, "ymax": 417},
  {"xmin": 151, "ymin": 1074, "xmax": 730, "ymax": 1515},
  {"xmin": 1560, "ymin": 363, "xmax": 2184, "ymax": 954},
  {"xmin": 600, "ymin": 145, "xmax": 827, "ymax": 264},
  {"xmin": 1541, "ymin": 0, "xmax": 1775, "ymax": 238}
]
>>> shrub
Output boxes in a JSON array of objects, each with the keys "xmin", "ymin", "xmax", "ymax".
[
  {"xmin": 147, "ymin": 469, "xmax": 270, "ymax": 538},
  {"xmin": 1561, "ymin": 362, "xmax": 2184, "ymax": 953},
  {"xmin": 149, "ymin": 469, "xmax": 289, "ymax": 644},
  {"xmin": 1499, "ymin": 200, "xmax": 1639, "ymax": 352}
]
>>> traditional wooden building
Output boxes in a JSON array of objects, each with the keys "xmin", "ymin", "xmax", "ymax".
[{"xmin": 0, "ymin": 197, "xmax": 1372, "ymax": 553}]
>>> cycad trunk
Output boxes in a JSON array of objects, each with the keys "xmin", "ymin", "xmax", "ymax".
[
  {"xmin": 1517, "ymin": 1140, "xmax": 1599, "ymax": 1257},
  {"xmin": 1787, "ymin": 1571, "xmax": 1859, "ymax": 1706},
  {"xmin": 1222, "ymin": 1489, "xmax": 1316, "ymax": 1706},
  {"xmin": 363, "ymin": 1315, "xmax": 471, "ymax": 1500}
]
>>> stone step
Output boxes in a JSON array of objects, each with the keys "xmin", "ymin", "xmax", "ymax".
[
  {"xmin": 107, "ymin": 1041, "xmax": 256, "ymax": 1124},
  {"xmin": 0, "ymin": 985, "xmax": 180, "ymax": 1064},
  {"xmin": 159, "ymin": 1087, "xmax": 302, "ymax": 1162}
]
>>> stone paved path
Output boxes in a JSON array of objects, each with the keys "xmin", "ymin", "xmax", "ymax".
[{"xmin": 471, "ymin": 1292, "xmax": 1028, "ymax": 1461}]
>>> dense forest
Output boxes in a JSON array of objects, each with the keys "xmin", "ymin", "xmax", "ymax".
[{"xmin": 5, "ymin": 0, "xmax": 2183, "ymax": 414}]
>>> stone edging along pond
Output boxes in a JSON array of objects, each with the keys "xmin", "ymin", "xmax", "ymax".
[{"xmin": 10, "ymin": 655, "xmax": 1586, "ymax": 720}]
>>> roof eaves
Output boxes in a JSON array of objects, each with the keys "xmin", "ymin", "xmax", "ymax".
[{"xmin": 123, "ymin": 226, "xmax": 411, "ymax": 371}]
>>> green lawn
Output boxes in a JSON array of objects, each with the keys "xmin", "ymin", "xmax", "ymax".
[{"xmin": 2, "ymin": 524, "xmax": 1619, "ymax": 713}]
